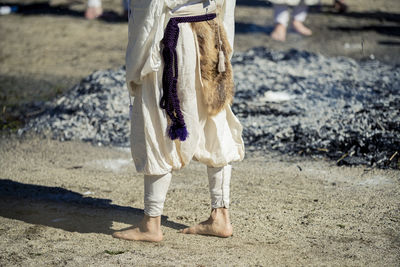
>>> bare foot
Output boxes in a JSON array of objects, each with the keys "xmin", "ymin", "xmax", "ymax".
[
  {"xmin": 112, "ymin": 215, "xmax": 163, "ymax": 242},
  {"xmin": 181, "ymin": 208, "xmax": 233, "ymax": 238},
  {"xmin": 271, "ymin": 23, "xmax": 287, "ymax": 42},
  {"xmin": 85, "ymin": 6, "xmax": 103, "ymax": 20},
  {"xmin": 292, "ymin": 20, "xmax": 312, "ymax": 36}
]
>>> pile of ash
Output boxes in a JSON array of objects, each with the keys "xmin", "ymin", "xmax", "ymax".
[
  {"xmin": 22, "ymin": 48, "xmax": 400, "ymax": 168},
  {"xmin": 232, "ymin": 48, "xmax": 399, "ymax": 168},
  {"xmin": 22, "ymin": 67, "xmax": 129, "ymax": 145}
]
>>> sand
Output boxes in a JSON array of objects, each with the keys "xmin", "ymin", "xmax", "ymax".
[
  {"xmin": 0, "ymin": 137, "xmax": 399, "ymax": 266},
  {"xmin": 0, "ymin": 0, "xmax": 400, "ymax": 266}
]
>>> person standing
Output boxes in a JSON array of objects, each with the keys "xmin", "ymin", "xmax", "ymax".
[
  {"xmin": 112, "ymin": 0, "xmax": 244, "ymax": 242},
  {"xmin": 270, "ymin": 0, "xmax": 319, "ymax": 42}
]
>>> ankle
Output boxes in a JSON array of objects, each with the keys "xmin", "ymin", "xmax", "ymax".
[
  {"xmin": 211, "ymin": 208, "xmax": 233, "ymax": 236},
  {"xmin": 211, "ymin": 208, "xmax": 230, "ymax": 220},
  {"xmin": 274, "ymin": 23, "xmax": 287, "ymax": 30},
  {"xmin": 140, "ymin": 215, "xmax": 161, "ymax": 232},
  {"xmin": 293, "ymin": 20, "xmax": 303, "ymax": 25}
]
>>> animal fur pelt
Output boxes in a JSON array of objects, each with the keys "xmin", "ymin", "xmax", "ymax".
[{"xmin": 191, "ymin": 17, "xmax": 234, "ymax": 116}]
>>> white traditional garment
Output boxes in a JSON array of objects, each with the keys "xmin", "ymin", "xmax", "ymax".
[
  {"xmin": 126, "ymin": 0, "xmax": 244, "ymax": 175},
  {"xmin": 269, "ymin": 0, "xmax": 319, "ymax": 6}
]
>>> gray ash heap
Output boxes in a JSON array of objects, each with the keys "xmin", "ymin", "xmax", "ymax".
[
  {"xmin": 232, "ymin": 48, "xmax": 400, "ymax": 168},
  {"xmin": 22, "ymin": 68, "xmax": 129, "ymax": 145},
  {"xmin": 22, "ymin": 48, "xmax": 400, "ymax": 168}
]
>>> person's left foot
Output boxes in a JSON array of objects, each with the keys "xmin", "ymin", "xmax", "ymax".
[
  {"xmin": 271, "ymin": 23, "xmax": 287, "ymax": 42},
  {"xmin": 112, "ymin": 215, "xmax": 163, "ymax": 242},
  {"xmin": 292, "ymin": 20, "xmax": 312, "ymax": 36},
  {"xmin": 181, "ymin": 208, "xmax": 233, "ymax": 237}
]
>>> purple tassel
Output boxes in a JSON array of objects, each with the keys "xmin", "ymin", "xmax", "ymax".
[
  {"xmin": 160, "ymin": 13, "xmax": 216, "ymax": 141},
  {"xmin": 168, "ymin": 124, "xmax": 188, "ymax": 141}
]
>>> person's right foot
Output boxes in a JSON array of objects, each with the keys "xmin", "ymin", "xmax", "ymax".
[
  {"xmin": 85, "ymin": 6, "xmax": 103, "ymax": 20},
  {"xmin": 181, "ymin": 208, "xmax": 233, "ymax": 237},
  {"xmin": 271, "ymin": 23, "xmax": 287, "ymax": 42},
  {"xmin": 292, "ymin": 20, "xmax": 312, "ymax": 36}
]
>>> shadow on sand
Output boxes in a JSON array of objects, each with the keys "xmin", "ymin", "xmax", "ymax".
[
  {"xmin": 313, "ymin": 5, "xmax": 400, "ymax": 24},
  {"xmin": 0, "ymin": 1, "xmax": 126, "ymax": 23},
  {"xmin": 0, "ymin": 179, "xmax": 187, "ymax": 235},
  {"xmin": 235, "ymin": 22, "xmax": 274, "ymax": 35},
  {"xmin": 236, "ymin": 0, "xmax": 272, "ymax": 8},
  {"xmin": 329, "ymin": 25, "xmax": 400, "ymax": 38}
]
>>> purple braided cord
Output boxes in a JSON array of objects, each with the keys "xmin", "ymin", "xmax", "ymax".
[{"xmin": 161, "ymin": 13, "xmax": 216, "ymax": 141}]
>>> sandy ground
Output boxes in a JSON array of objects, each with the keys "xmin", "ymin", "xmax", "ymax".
[
  {"xmin": 0, "ymin": 137, "xmax": 399, "ymax": 266},
  {"xmin": 0, "ymin": 0, "xmax": 400, "ymax": 266}
]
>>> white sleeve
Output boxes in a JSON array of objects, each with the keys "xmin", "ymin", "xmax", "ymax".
[{"xmin": 125, "ymin": 0, "xmax": 165, "ymax": 94}]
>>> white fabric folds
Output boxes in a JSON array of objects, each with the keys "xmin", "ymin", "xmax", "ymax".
[
  {"xmin": 127, "ymin": 0, "xmax": 244, "ymax": 175},
  {"xmin": 143, "ymin": 165, "xmax": 231, "ymax": 216},
  {"xmin": 144, "ymin": 173, "xmax": 172, "ymax": 217},
  {"xmin": 126, "ymin": 0, "xmax": 236, "ymax": 95},
  {"xmin": 208, "ymin": 165, "xmax": 231, "ymax": 209}
]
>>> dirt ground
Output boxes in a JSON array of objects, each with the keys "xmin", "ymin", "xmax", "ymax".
[
  {"xmin": 0, "ymin": 0, "xmax": 400, "ymax": 266},
  {"xmin": 0, "ymin": 137, "xmax": 399, "ymax": 266}
]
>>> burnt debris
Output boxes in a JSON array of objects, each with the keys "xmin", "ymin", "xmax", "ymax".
[{"xmin": 22, "ymin": 48, "xmax": 400, "ymax": 168}]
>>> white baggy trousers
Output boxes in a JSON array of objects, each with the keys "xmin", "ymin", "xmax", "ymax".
[
  {"xmin": 274, "ymin": 4, "xmax": 308, "ymax": 27},
  {"xmin": 144, "ymin": 165, "xmax": 232, "ymax": 217}
]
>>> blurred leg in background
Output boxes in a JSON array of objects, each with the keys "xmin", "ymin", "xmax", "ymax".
[
  {"xmin": 85, "ymin": 0, "xmax": 130, "ymax": 20},
  {"xmin": 271, "ymin": 4, "xmax": 289, "ymax": 42},
  {"xmin": 85, "ymin": 0, "xmax": 102, "ymax": 20},
  {"xmin": 334, "ymin": 0, "xmax": 347, "ymax": 13},
  {"xmin": 122, "ymin": 0, "xmax": 129, "ymax": 19},
  {"xmin": 271, "ymin": 2, "xmax": 313, "ymax": 42},
  {"xmin": 292, "ymin": 4, "xmax": 312, "ymax": 36}
]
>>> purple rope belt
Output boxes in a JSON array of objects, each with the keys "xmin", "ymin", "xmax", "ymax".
[{"xmin": 160, "ymin": 13, "xmax": 216, "ymax": 141}]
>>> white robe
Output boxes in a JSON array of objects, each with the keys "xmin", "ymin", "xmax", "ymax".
[{"xmin": 126, "ymin": 0, "xmax": 244, "ymax": 175}]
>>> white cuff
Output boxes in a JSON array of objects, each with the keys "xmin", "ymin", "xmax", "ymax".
[
  {"xmin": 274, "ymin": 5, "xmax": 290, "ymax": 27},
  {"xmin": 293, "ymin": 5, "xmax": 308, "ymax": 22},
  {"xmin": 144, "ymin": 173, "xmax": 172, "ymax": 217},
  {"xmin": 88, "ymin": 0, "xmax": 101, "ymax": 8},
  {"xmin": 208, "ymin": 165, "xmax": 231, "ymax": 209}
]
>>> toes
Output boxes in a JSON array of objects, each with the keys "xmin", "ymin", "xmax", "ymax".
[
  {"xmin": 113, "ymin": 229, "xmax": 163, "ymax": 242},
  {"xmin": 181, "ymin": 227, "xmax": 196, "ymax": 235},
  {"xmin": 112, "ymin": 229, "xmax": 138, "ymax": 240},
  {"xmin": 112, "ymin": 231, "xmax": 120, "ymax": 237},
  {"xmin": 112, "ymin": 231, "xmax": 124, "ymax": 239},
  {"xmin": 181, "ymin": 224, "xmax": 233, "ymax": 237},
  {"xmin": 112, "ymin": 231, "xmax": 129, "ymax": 239}
]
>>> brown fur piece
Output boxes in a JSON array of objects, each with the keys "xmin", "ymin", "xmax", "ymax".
[{"xmin": 191, "ymin": 17, "xmax": 234, "ymax": 116}]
